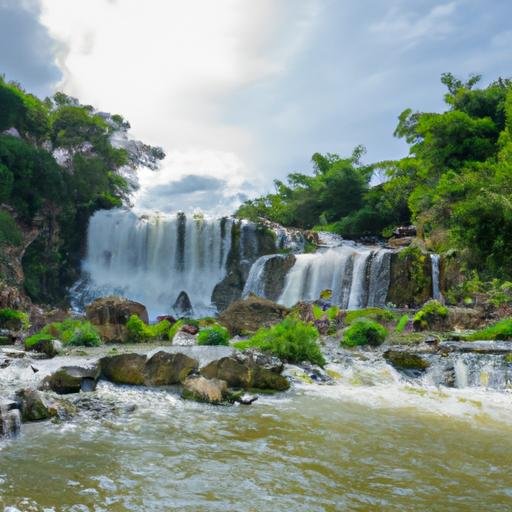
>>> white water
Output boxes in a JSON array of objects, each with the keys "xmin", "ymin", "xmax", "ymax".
[
  {"xmin": 278, "ymin": 244, "xmax": 392, "ymax": 309},
  {"xmin": 75, "ymin": 209, "xmax": 233, "ymax": 318},
  {"xmin": 431, "ymin": 253, "xmax": 442, "ymax": 301}
]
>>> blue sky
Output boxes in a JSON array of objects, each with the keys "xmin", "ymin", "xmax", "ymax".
[{"xmin": 1, "ymin": 0, "xmax": 511, "ymax": 213}]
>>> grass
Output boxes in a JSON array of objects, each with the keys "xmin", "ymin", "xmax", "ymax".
[
  {"xmin": 25, "ymin": 318, "xmax": 101, "ymax": 347},
  {"xmin": 126, "ymin": 314, "xmax": 171, "ymax": 343},
  {"xmin": 466, "ymin": 317, "xmax": 512, "ymax": 341},
  {"xmin": 197, "ymin": 324, "xmax": 230, "ymax": 346},
  {"xmin": 395, "ymin": 314, "xmax": 410, "ymax": 333},
  {"xmin": 413, "ymin": 300, "xmax": 448, "ymax": 330},
  {"xmin": 342, "ymin": 319, "xmax": 388, "ymax": 347},
  {"xmin": 345, "ymin": 307, "xmax": 396, "ymax": 325},
  {"xmin": 0, "ymin": 308, "xmax": 29, "ymax": 329}
]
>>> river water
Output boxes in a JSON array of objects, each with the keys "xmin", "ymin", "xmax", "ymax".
[{"xmin": 1, "ymin": 376, "xmax": 511, "ymax": 511}]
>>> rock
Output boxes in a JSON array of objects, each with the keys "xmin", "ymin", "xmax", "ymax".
[
  {"xmin": 0, "ymin": 401, "xmax": 21, "ymax": 438},
  {"xmin": 15, "ymin": 388, "xmax": 54, "ymax": 421},
  {"xmin": 100, "ymin": 353, "xmax": 146, "ymax": 385},
  {"xmin": 212, "ymin": 269, "xmax": 245, "ymax": 313},
  {"xmin": 173, "ymin": 291, "xmax": 194, "ymax": 317},
  {"xmin": 144, "ymin": 351, "xmax": 198, "ymax": 385},
  {"xmin": 218, "ymin": 295, "xmax": 289, "ymax": 336},
  {"xmin": 236, "ymin": 393, "xmax": 258, "ymax": 405},
  {"xmin": 86, "ymin": 296, "xmax": 148, "ymax": 343},
  {"xmin": 257, "ymin": 254, "xmax": 296, "ymax": 301},
  {"xmin": 41, "ymin": 365, "xmax": 100, "ymax": 394},
  {"xmin": 383, "ymin": 350, "xmax": 430, "ymax": 372},
  {"xmin": 201, "ymin": 351, "xmax": 289, "ymax": 391},
  {"xmin": 182, "ymin": 376, "xmax": 228, "ymax": 404},
  {"xmin": 181, "ymin": 324, "xmax": 199, "ymax": 335},
  {"xmin": 0, "ymin": 328, "xmax": 17, "ymax": 345},
  {"xmin": 25, "ymin": 338, "xmax": 63, "ymax": 358},
  {"xmin": 172, "ymin": 330, "xmax": 197, "ymax": 346},
  {"xmin": 156, "ymin": 315, "xmax": 177, "ymax": 324}
]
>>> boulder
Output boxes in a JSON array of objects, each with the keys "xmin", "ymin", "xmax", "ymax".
[
  {"xmin": 172, "ymin": 330, "xmax": 197, "ymax": 346},
  {"xmin": 201, "ymin": 351, "xmax": 289, "ymax": 391},
  {"xmin": 100, "ymin": 353, "xmax": 146, "ymax": 385},
  {"xmin": 0, "ymin": 401, "xmax": 21, "ymax": 437},
  {"xmin": 181, "ymin": 324, "xmax": 199, "ymax": 335},
  {"xmin": 86, "ymin": 296, "xmax": 148, "ymax": 343},
  {"xmin": 0, "ymin": 329, "xmax": 16, "ymax": 345},
  {"xmin": 25, "ymin": 338, "xmax": 63, "ymax": 358},
  {"xmin": 218, "ymin": 295, "xmax": 289, "ymax": 336},
  {"xmin": 41, "ymin": 364, "xmax": 100, "ymax": 394},
  {"xmin": 383, "ymin": 350, "xmax": 430, "ymax": 372},
  {"xmin": 182, "ymin": 376, "xmax": 228, "ymax": 404},
  {"xmin": 15, "ymin": 388, "xmax": 54, "ymax": 421},
  {"xmin": 173, "ymin": 291, "xmax": 193, "ymax": 317},
  {"xmin": 144, "ymin": 351, "xmax": 198, "ymax": 386}
]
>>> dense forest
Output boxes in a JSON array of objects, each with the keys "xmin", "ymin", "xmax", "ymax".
[
  {"xmin": 237, "ymin": 73, "xmax": 512, "ymax": 294},
  {"xmin": 0, "ymin": 76, "xmax": 164, "ymax": 303}
]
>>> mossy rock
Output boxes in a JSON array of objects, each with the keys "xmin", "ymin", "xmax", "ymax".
[
  {"xmin": 100, "ymin": 353, "xmax": 146, "ymax": 385},
  {"xmin": 384, "ymin": 350, "xmax": 430, "ymax": 371}
]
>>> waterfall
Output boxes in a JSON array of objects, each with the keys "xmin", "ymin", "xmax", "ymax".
[
  {"xmin": 242, "ymin": 255, "xmax": 276, "ymax": 298},
  {"xmin": 278, "ymin": 244, "xmax": 392, "ymax": 309},
  {"xmin": 431, "ymin": 253, "xmax": 442, "ymax": 301},
  {"xmin": 75, "ymin": 209, "xmax": 233, "ymax": 318}
]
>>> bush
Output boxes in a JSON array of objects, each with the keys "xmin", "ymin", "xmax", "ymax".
[
  {"xmin": 345, "ymin": 307, "xmax": 396, "ymax": 325},
  {"xmin": 342, "ymin": 319, "xmax": 388, "ymax": 347},
  {"xmin": 413, "ymin": 300, "xmax": 448, "ymax": 330},
  {"xmin": 0, "ymin": 210, "xmax": 22, "ymax": 246},
  {"xmin": 233, "ymin": 318, "xmax": 325, "ymax": 367},
  {"xmin": 395, "ymin": 314, "xmax": 410, "ymax": 333},
  {"xmin": 197, "ymin": 324, "xmax": 230, "ymax": 346},
  {"xmin": 467, "ymin": 318, "xmax": 512, "ymax": 341},
  {"xmin": 126, "ymin": 314, "xmax": 171, "ymax": 343},
  {"xmin": 0, "ymin": 308, "xmax": 29, "ymax": 329},
  {"xmin": 25, "ymin": 318, "xmax": 101, "ymax": 347}
]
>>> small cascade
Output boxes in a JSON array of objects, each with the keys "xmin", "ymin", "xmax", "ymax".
[
  {"xmin": 278, "ymin": 244, "xmax": 392, "ymax": 309},
  {"xmin": 431, "ymin": 253, "xmax": 442, "ymax": 301},
  {"xmin": 0, "ymin": 401, "xmax": 21, "ymax": 439},
  {"xmin": 242, "ymin": 255, "xmax": 276, "ymax": 298}
]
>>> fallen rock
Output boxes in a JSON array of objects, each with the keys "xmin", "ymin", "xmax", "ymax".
[
  {"xmin": 41, "ymin": 364, "xmax": 100, "ymax": 394},
  {"xmin": 144, "ymin": 351, "xmax": 198, "ymax": 385},
  {"xmin": 218, "ymin": 295, "xmax": 289, "ymax": 336},
  {"xmin": 86, "ymin": 296, "xmax": 149, "ymax": 343},
  {"xmin": 100, "ymin": 353, "xmax": 146, "ymax": 385},
  {"xmin": 182, "ymin": 376, "xmax": 228, "ymax": 404}
]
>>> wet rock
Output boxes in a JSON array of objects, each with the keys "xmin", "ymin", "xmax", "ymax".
[
  {"xmin": 236, "ymin": 393, "xmax": 258, "ymax": 405},
  {"xmin": 173, "ymin": 291, "xmax": 193, "ymax": 317},
  {"xmin": 0, "ymin": 329, "xmax": 16, "ymax": 345},
  {"xmin": 383, "ymin": 350, "xmax": 430, "ymax": 372},
  {"xmin": 86, "ymin": 296, "xmax": 149, "ymax": 343},
  {"xmin": 172, "ymin": 330, "xmax": 197, "ymax": 346},
  {"xmin": 201, "ymin": 351, "xmax": 290, "ymax": 391},
  {"xmin": 25, "ymin": 338, "xmax": 63, "ymax": 358},
  {"xmin": 144, "ymin": 351, "xmax": 198, "ymax": 386},
  {"xmin": 218, "ymin": 295, "xmax": 289, "ymax": 336},
  {"xmin": 70, "ymin": 395, "xmax": 135, "ymax": 420},
  {"xmin": 438, "ymin": 341, "xmax": 512, "ymax": 355},
  {"xmin": 181, "ymin": 324, "xmax": 199, "ymax": 335},
  {"xmin": 100, "ymin": 353, "xmax": 146, "ymax": 385},
  {"xmin": 15, "ymin": 388, "xmax": 54, "ymax": 421},
  {"xmin": 41, "ymin": 365, "xmax": 100, "ymax": 394},
  {"xmin": 182, "ymin": 376, "xmax": 228, "ymax": 404},
  {"xmin": 0, "ymin": 401, "xmax": 21, "ymax": 438}
]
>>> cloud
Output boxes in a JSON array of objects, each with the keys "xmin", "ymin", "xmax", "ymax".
[{"xmin": 0, "ymin": 0, "xmax": 61, "ymax": 96}]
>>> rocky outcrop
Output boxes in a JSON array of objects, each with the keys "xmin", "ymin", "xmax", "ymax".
[
  {"xmin": 201, "ymin": 351, "xmax": 289, "ymax": 391},
  {"xmin": 86, "ymin": 296, "xmax": 148, "ymax": 343},
  {"xmin": 182, "ymin": 376, "xmax": 229, "ymax": 404},
  {"xmin": 218, "ymin": 295, "xmax": 289, "ymax": 336},
  {"xmin": 144, "ymin": 351, "xmax": 198, "ymax": 385},
  {"xmin": 257, "ymin": 254, "xmax": 296, "ymax": 301},
  {"xmin": 41, "ymin": 364, "xmax": 100, "ymax": 394},
  {"xmin": 173, "ymin": 291, "xmax": 193, "ymax": 317}
]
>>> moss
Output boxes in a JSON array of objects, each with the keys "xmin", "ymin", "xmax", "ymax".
[
  {"xmin": 0, "ymin": 308, "xmax": 29, "ymax": 330},
  {"xmin": 383, "ymin": 350, "xmax": 430, "ymax": 370},
  {"xmin": 342, "ymin": 319, "xmax": 388, "ymax": 347},
  {"xmin": 126, "ymin": 314, "xmax": 171, "ymax": 343},
  {"xmin": 345, "ymin": 308, "xmax": 396, "ymax": 325},
  {"xmin": 25, "ymin": 318, "xmax": 101, "ymax": 347},
  {"xmin": 197, "ymin": 325, "xmax": 230, "ymax": 346},
  {"xmin": 413, "ymin": 300, "xmax": 448, "ymax": 330},
  {"xmin": 466, "ymin": 318, "xmax": 512, "ymax": 341},
  {"xmin": 504, "ymin": 353, "xmax": 512, "ymax": 364}
]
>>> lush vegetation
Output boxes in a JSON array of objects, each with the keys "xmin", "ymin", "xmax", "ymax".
[
  {"xmin": 466, "ymin": 318, "xmax": 512, "ymax": 341},
  {"xmin": 197, "ymin": 325, "xmax": 230, "ymax": 346},
  {"xmin": 236, "ymin": 73, "xmax": 512, "ymax": 292},
  {"xmin": 0, "ymin": 307, "xmax": 29, "ymax": 329},
  {"xmin": 125, "ymin": 314, "xmax": 171, "ymax": 343},
  {"xmin": 413, "ymin": 300, "xmax": 449, "ymax": 330},
  {"xmin": 234, "ymin": 318, "xmax": 325, "ymax": 367},
  {"xmin": 344, "ymin": 307, "xmax": 396, "ymax": 325},
  {"xmin": 25, "ymin": 318, "xmax": 101, "ymax": 347},
  {"xmin": 0, "ymin": 76, "xmax": 164, "ymax": 303},
  {"xmin": 342, "ymin": 319, "xmax": 388, "ymax": 347},
  {"xmin": 395, "ymin": 314, "xmax": 410, "ymax": 333}
]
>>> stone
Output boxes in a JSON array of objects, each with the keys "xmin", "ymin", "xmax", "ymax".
[
  {"xmin": 41, "ymin": 364, "xmax": 100, "ymax": 394},
  {"xmin": 144, "ymin": 351, "xmax": 198, "ymax": 386},
  {"xmin": 218, "ymin": 295, "xmax": 289, "ymax": 336},
  {"xmin": 182, "ymin": 376, "xmax": 228, "ymax": 404},
  {"xmin": 100, "ymin": 353, "xmax": 146, "ymax": 385},
  {"xmin": 383, "ymin": 350, "xmax": 430, "ymax": 372},
  {"xmin": 86, "ymin": 296, "xmax": 148, "ymax": 343},
  {"xmin": 15, "ymin": 388, "xmax": 54, "ymax": 421},
  {"xmin": 25, "ymin": 338, "xmax": 63, "ymax": 358},
  {"xmin": 173, "ymin": 291, "xmax": 193, "ymax": 317},
  {"xmin": 0, "ymin": 401, "xmax": 21, "ymax": 438},
  {"xmin": 181, "ymin": 324, "xmax": 199, "ymax": 335},
  {"xmin": 172, "ymin": 330, "xmax": 197, "ymax": 346}
]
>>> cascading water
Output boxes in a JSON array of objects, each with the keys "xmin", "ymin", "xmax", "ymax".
[
  {"xmin": 74, "ymin": 209, "xmax": 233, "ymax": 318},
  {"xmin": 431, "ymin": 253, "xmax": 442, "ymax": 301}
]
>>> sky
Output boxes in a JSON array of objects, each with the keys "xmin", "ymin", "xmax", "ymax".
[{"xmin": 1, "ymin": 0, "xmax": 512, "ymax": 214}]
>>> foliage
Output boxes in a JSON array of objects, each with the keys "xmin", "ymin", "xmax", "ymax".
[
  {"xmin": 0, "ymin": 308, "xmax": 29, "ymax": 329},
  {"xmin": 413, "ymin": 300, "xmax": 449, "ymax": 330},
  {"xmin": 395, "ymin": 314, "xmax": 410, "ymax": 333},
  {"xmin": 197, "ymin": 324, "xmax": 230, "ymax": 346},
  {"xmin": 234, "ymin": 318, "xmax": 325, "ymax": 367},
  {"xmin": 0, "ymin": 211, "xmax": 22, "ymax": 246},
  {"xmin": 466, "ymin": 318, "xmax": 512, "ymax": 341},
  {"xmin": 342, "ymin": 319, "xmax": 388, "ymax": 347},
  {"xmin": 25, "ymin": 318, "xmax": 101, "ymax": 347},
  {"xmin": 344, "ymin": 307, "xmax": 396, "ymax": 325},
  {"xmin": 126, "ymin": 314, "xmax": 171, "ymax": 343}
]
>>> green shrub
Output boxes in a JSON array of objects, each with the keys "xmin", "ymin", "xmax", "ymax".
[
  {"xmin": 197, "ymin": 324, "xmax": 230, "ymax": 346},
  {"xmin": 342, "ymin": 319, "xmax": 388, "ymax": 347},
  {"xmin": 413, "ymin": 300, "xmax": 448, "ymax": 330},
  {"xmin": 126, "ymin": 314, "xmax": 171, "ymax": 343},
  {"xmin": 0, "ymin": 308, "xmax": 29, "ymax": 329},
  {"xmin": 345, "ymin": 307, "xmax": 396, "ymax": 325},
  {"xmin": 0, "ymin": 211, "xmax": 22, "ymax": 246},
  {"xmin": 467, "ymin": 318, "xmax": 512, "ymax": 341},
  {"xmin": 168, "ymin": 319, "xmax": 186, "ymax": 341},
  {"xmin": 233, "ymin": 318, "xmax": 325, "ymax": 367},
  {"xmin": 395, "ymin": 314, "xmax": 410, "ymax": 333},
  {"xmin": 25, "ymin": 318, "xmax": 101, "ymax": 347}
]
